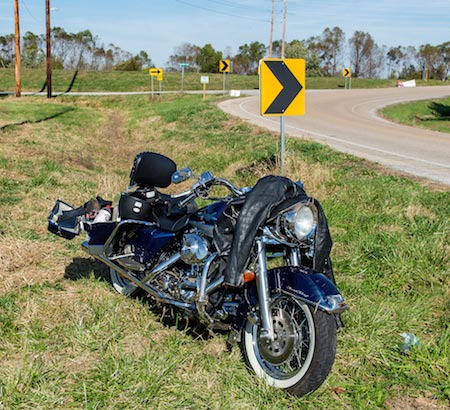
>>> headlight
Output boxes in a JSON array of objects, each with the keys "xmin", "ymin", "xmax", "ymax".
[
  {"xmin": 288, "ymin": 204, "xmax": 315, "ymax": 241},
  {"xmin": 270, "ymin": 202, "xmax": 317, "ymax": 244}
]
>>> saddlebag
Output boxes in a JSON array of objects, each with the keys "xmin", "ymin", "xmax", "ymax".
[
  {"xmin": 118, "ymin": 193, "xmax": 154, "ymax": 221},
  {"xmin": 48, "ymin": 197, "xmax": 115, "ymax": 241},
  {"xmin": 48, "ymin": 200, "xmax": 83, "ymax": 239}
]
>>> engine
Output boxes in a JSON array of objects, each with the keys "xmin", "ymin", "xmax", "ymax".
[
  {"xmin": 156, "ymin": 231, "xmax": 211, "ymax": 303},
  {"xmin": 180, "ymin": 233, "xmax": 209, "ymax": 264}
]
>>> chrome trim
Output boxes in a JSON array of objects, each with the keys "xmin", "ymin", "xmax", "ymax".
[
  {"xmin": 109, "ymin": 252, "xmax": 135, "ymax": 260},
  {"xmin": 198, "ymin": 253, "xmax": 218, "ymax": 304},
  {"xmin": 289, "ymin": 247, "xmax": 300, "ymax": 266},
  {"xmin": 205, "ymin": 276, "xmax": 224, "ymax": 295},
  {"xmin": 261, "ymin": 226, "xmax": 296, "ymax": 247},
  {"xmin": 141, "ymin": 252, "xmax": 181, "ymax": 284},
  {"xmin": 256, "ymin": 239, "xmax": 275, "ymax": 341},
  {"xmin": 84, "ymin": 244, "xmax": 194, "ymax": 311}
]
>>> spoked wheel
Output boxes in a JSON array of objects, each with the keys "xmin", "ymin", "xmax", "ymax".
[{"xmin": 241, "ymin": 295, "xmax": 337, "ymax": 397}]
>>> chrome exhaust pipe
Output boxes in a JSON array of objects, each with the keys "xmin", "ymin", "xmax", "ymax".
[{"xmin": 82, "ymin": 241, "xmax": 194, "ymax": 312}]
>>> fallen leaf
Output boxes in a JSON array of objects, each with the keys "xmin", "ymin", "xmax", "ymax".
[{"xmin": 332, "ymin": 386, "xmax": 346, "ymax": 394}]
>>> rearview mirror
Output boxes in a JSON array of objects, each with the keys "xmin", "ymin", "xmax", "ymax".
[{"xmin": 172, "ymin": 167, "xmax": 193, "ymax": 184}]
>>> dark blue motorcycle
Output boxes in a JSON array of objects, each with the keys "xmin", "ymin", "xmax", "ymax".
[{"xmin": 48, "ymin": 151, "xmax": 348, "ymax": 397}]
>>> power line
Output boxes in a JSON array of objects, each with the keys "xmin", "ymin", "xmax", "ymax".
[
  {"xmin": 175, "ymin": 0, "xmax": 270, "ymax": 23},
  {"xmin": 20, "ymin": 0, "xmax": 40, "ymax": 24},
  {"xmin": 206, "ymin": 0, "xmax": 272, "ymax": 14}
]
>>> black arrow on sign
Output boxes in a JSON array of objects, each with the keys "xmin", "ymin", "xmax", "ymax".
[
  {"xmin": 220, "ymin": 60, "xmax": 229, "ymax": 72},
  {"xmin": 344, "ymin": 68, "xmax": 350, "ymax": 77},
  {"xmin": 264, "ymin": 61, "xmax": 303, "ymax": 115}
]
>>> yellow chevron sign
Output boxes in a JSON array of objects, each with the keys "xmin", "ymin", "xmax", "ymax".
[
  {"xmin": 219, "ymin": 59, "xmax": 230, "ymax": 73},
  {"xmin": 260, "ymin": 58, "xmax": 305, "ymax": 117}
]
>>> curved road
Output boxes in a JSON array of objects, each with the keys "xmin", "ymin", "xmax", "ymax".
[{"xmin": 219, "ymin": 86, "xmax": 450, "ymax": 186}]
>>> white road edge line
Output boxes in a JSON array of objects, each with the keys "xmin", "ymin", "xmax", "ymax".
[{"xmin": 236, "ymin": 98, "xmax": 450, "ymax": 170}]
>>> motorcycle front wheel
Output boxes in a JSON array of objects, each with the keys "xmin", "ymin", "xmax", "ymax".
[{"xmin": 241, "ymin": 295, "xmax": 337, "ymax": 397}]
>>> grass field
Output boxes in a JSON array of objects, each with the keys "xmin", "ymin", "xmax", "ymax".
[
  {"xmin": 0, "ymin": 93, "xmax": 449, "ymax": 409},
  {"xmin": 2, "ymin": 68, "xmax": 450, "ymax": 93},
  {"xmin": 381, "ymin": 97, "xmax": 450, "ymax": 134}
]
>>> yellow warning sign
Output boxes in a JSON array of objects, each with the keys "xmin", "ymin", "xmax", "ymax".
[{"xmin": 260, "ymin": 59, "xmax": 305, "ymax": 117}]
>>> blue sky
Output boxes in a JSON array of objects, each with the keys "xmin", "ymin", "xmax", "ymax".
[{"xmin": 1, "ymin": 0, "xmax": 449, "ymax": 67}]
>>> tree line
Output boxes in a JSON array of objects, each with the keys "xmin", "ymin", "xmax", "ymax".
[
  {"xmin": 169, "ymin": 27, "xmax": 450, "ymax": 80},
  {"xmin": 1, "ymin": 26, "xmax": 449, "ymax": 79},
  {"xmin": 0, "ymin": 28, "xmax": 152, "ymax": 71}
]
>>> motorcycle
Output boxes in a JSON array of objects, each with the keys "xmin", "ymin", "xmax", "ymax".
[{"xmin": 48, "ymin": 151, "xmax": 348, "ymax": 397}]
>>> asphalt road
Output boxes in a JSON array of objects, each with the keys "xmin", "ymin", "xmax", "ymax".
[{"xmin": 219, "ymin": 86, "xmax": 450, "ymax": 186}]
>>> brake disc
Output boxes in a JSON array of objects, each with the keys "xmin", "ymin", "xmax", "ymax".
[{"xmin": 257, "ymin": 307, "xmax": 298, "ymax": 365}]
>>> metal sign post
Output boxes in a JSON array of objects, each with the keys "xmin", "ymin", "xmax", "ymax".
[
  {"xmin": 151, "ymin": 75, "xmax": 154, "ymax": 99},
  {"xmin": 219, "ymin": 60, "xmax": 231, "ymax": 96},
  {"xmin": 223, "ymin": 72, "xmax": 226, "ymax": 95},
  {"xmin": 280, "ymin": 116, "xmax": 286, "ymax": 174},
  {"xmin": 343, "ymin": 68, "xmax": 351, "ymax": 89},
  {"xmin": 179, "ymin": 62, "xmax": 189, "ymax": 94},
  {"xmin": 149, "ymin": 68, "xmax": 163, "ymax": 99}
]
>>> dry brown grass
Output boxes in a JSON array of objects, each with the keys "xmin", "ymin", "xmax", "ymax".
[{"xmin": 0, "ymin": 239, "xmax": 71, "ymax": 295}]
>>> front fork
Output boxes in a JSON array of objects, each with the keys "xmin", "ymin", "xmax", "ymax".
[{"xmin": 255, "ymin": 238, "xmax": 300, "ymax": 341}]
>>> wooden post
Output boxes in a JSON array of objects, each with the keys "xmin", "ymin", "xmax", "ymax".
[
  {"xmin": 268, "ymin": 0, "xmax": 274, "ymax": 57},
  {"xmin": 14, "ymin": 0, "xmax": 21, "ymax": 97},
  {"xmin": 46, "ymin": 0, "xmax": 52, "ymax": 98},
  {"xmin": 281, "ymin": 0, "xmax": 287, "ymax": 58}
]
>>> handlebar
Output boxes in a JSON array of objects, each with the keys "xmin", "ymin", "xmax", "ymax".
[{"xmin": 174, "ymin": 171, "xmax": 244, "ymax": 208}]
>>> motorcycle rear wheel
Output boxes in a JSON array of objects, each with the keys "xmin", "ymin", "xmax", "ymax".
[
  {"xmin": 241, "ymin": 295, "xmax": 336, "ymax": 397},
  {"xmin": 109, "ymin": 268, "xmax": 140, "ymax": 296}
]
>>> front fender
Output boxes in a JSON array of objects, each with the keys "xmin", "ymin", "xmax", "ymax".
[{"xmin": 267, "ymin": 266, "xmax": 348, "ymax": 314}]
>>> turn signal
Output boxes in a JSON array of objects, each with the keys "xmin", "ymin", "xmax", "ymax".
[{"xmin": 243, "ymin": 270, "xmax": 256, "ymax": 283}]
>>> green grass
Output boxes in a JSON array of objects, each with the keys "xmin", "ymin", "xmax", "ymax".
[
  {"xmin": 381, "ymin": 97, "xmax": 450, "ymax": 133},
  {"xmin": 0, "ymin": 94, "xmax": 449, "ymax": 409},
  {"xmin": 3, "ymin": 68, "xmax": 450, "ymax": 93}
]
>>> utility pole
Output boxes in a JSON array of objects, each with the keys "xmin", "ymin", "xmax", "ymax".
[
  {"xmin": 268, "ymin": 0, "xmax": 275, "ymax": 57},
  {"xmin": 14, "ymin": 0, "xmax": 21, "ymax": 97},
  {"xmin": 281, "ymin": 0, "xmax": 287, "ymax": 58},
  {"xmin": 280, "ymin": 0, "xmax": 288, "ymax": 174},
  {"xmin": 46, "ymin": 0, "xmax": 52, "ymax": 98}
]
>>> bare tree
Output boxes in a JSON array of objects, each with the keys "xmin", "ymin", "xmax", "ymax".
[
  {"xmin": 386, "ymin": 46, "xmax": 407, "ymax": 78},
  {"xmin": 0, "ymin": 34, "xmax": 15, "ymax": 67},
  {"xmin": 417, "ymin": 44, "xmax": 444, "ymax": 79},
  {"xmin": 320, "ymin": 27, "xmax": 345, "ymax": 76},
  {"xmin": 167, "ymin": 42, "xmax": 201, "ymax": 71},
  {"xmin": 349, "ymin": 31, "xmax": 384, "ymax": 78}
]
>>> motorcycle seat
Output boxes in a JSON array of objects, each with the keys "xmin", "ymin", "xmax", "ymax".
[{"xmin": 153, "ymin": 213, "xmax": 191, "ymax": 232}]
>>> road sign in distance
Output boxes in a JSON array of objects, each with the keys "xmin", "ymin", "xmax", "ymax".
[
  {"xmin": 343, "ymin": 68, "xmax": 351, "ymax": 77},
  {"xmin": 149, "ymin": 68, "xmax": 163, "ymax": 76},
  {"xmin": 219, "ymin": 59, "xmax": 231, "ymax": 73},
  {"xmin": 201, "ymin": 76, "xmax": 209, "ymax": 84},
  {"xmin": 260, "ymin": 58, "xmax": 305, "ymax": 116}
]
